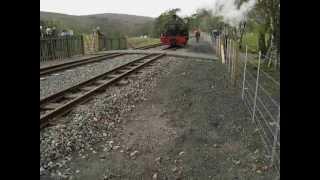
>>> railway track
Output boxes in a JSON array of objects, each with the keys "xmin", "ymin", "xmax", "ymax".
[
  {"xmin": 134, "ymin": 43, "xmax": 163, "ymax": 50},
  {"xmin": 40, "ymin": 43, "xmax": 166, "ymax": 77},
  {"xmin": 40, "ymin": 53, "xmax": 125, "ymax": 77},
  {"xmin": 40, "ymin": 53, "xmax": 165, "ymax": 129},
  {"xmin": 161, "ymin": 46, "xmax": 179, "ymax": 51}
]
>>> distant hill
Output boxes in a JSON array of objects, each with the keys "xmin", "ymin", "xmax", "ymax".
[{"xmin": 40, "ymin": 11, "xmax": 155, "ymax": 37}]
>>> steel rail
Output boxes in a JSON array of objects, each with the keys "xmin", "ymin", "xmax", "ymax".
[
  {"xmin": 134, "ymin": 43, "xmax": 163, "ymax": 50},
  {"xmin": 40, "ymin": 53, "xmax": 125, "ymax": 76},
  {"xmin": 40, "ymin": 53, "xmax": 165, "ymax": 129},
  {"xmin": 40, "ymin": 43, "xmax": 167, "ymax": 77}
]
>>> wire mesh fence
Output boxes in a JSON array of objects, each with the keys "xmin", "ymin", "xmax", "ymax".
[{"xmin": 212, "ymin": 33, "xmax": 280, "ymax": 175}]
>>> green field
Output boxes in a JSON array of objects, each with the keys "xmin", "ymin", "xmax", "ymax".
[
  {"xmin": 242, "ymin": 32, "xmax": 258, "ymax": 53},
  {"xmin": 127, "ymin": 37, "xmax": 160, "ymax": 48}
]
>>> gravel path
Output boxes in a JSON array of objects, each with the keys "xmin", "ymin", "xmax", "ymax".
[{"xmin": 40, "ymin": 54, "xmax": 145, "ymax": 99}]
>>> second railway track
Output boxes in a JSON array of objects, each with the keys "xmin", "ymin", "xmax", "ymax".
[
  {"xmin": 40, "ymin": 43, "xmax": 169, "ymax": 77},
  {"xmin": 40, "ymin": 53, "xmax": 165, "ymax": 129},
  {"xmin": 40, "ymin": 53, "xmax": 125, "ymax": 76}
]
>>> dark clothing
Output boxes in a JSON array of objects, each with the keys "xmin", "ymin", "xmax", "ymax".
[{"xmin": 195, "ymin": 31, "xmax": 200, "ymax": 42}]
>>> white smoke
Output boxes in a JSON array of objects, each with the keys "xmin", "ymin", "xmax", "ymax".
[{"xmin": 213, "ymin": 0, "xmax": 256, "ymax": 26}]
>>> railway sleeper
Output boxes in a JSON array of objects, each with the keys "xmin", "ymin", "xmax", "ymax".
[
  {"xmin": 105, "ymin": 75, "xmax": 119, "ymax": 79},
  {"xmin": 121, "ymin": 67, "xmax": 134, "ymax": 70},
  {"xmin": 64, "ymin": 93, "xmax": 84, "ymax": 99},
  {"xmin": 80, "ymin": 86, "xmax": 98, "ymax": 92},
  {"xmin": 41, "ymin": 103, "xmax": 64, "ymax": 110},
  {"xmin": 94, "ymin": 80, "xmax": 109, "ymax": 85},
  {"xmin": 114, "ymin": 70, "xmax": 129, "ymax": 74},
  {"xmin": 129, "ymin": 64, "xmax": 140, "ymax": 67},
  {"xmin": 51, "ymin": 96, "xmax": 70, "ymax": 104},
  {"xmin": 134, "ymin": 71, "xmax": 143, "ymax": 74},
  {"xmin": 115, "ymin": 80, "xmax": 129, "ymax": 86}
]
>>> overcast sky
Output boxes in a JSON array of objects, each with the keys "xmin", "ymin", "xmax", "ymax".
[{"xmin": 40, "ymin": 0, "xmax": 217, "ymax": 17}]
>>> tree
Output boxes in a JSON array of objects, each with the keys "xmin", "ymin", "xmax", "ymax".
[
  {"xmin": 185, "ymin": 8, "xmax": 225, "ymax": 33},
  {"xmin": 152, "ymin": 8, "xmax": 181, "ymax": 37},
  {"xmin": 238, "ymin": 0, "xmax": 280, "ymax": 66}
]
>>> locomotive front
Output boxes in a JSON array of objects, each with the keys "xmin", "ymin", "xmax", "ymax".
[{"xmin": 160, "ymin": 14, "xmax": 189, "ymax": 47}]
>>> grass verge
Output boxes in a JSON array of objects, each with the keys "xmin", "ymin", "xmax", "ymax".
[{"xmin": 127, "ymin": 37, "xmax": 160, "ymax": 48}]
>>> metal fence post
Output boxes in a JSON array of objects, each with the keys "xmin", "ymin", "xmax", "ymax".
[
  {"xmin": 217, "ymin": 37, "xmax": 219, "ymax": 55},
  {"xmin": 227, "ymin": 39, "xmax": 230, "ymax": 70},
  {"xmin": 228, "ymin": 39, "xmax": 232, "ymax": 73},
  {"xmin": 252, "ymin": 51, "xmax": 261, "ymax": 122},
  {"xmin": 241, "ymin": 45, "xmax": 248, "ymax": 99},
  {"xmin": 271, "ymin": 106, "xmax": 280, "ymax": 165},
  {"xmin": 218, "ymin": 36, "xmax": 221, "ymax": 57},
  {"xmin": 214, "ymin": 38, "xmax": 218, "ymax": 56},
  {"xmin": 225, "ymin": 39, "xmax": 228, "ymax": 66}
]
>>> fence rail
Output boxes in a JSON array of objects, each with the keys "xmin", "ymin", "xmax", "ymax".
[{"xmin": 212, "ymin": 33, "xmax": 280, "ymax": 175}]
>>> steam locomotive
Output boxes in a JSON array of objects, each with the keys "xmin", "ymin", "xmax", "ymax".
[{"xmin": 160, "ymin": 14, "xmax": 189, "ymax": 47}]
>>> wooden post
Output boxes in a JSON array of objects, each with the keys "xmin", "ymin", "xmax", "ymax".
[
  {"xmin": 52, "ymin": 38, "xmax": 55, "ymax": 60},
  {"xmin": 231, "ymin": 40, "xmax": 235, "ymax": 85},
  {"xmin": 104, "ymin": 37, "xmax": 107, "ymax": 50},
  {"xmin": 125, "ymin": 37, "xmax": 127, "ymax": 49},
  {"xmin": 221, "ymin": 43, "xmax": 225, "ymax": 64},
  {"xmin": 229, "ymin": 40, "xmax": 232, "ymax": 74},
  {"xmin": 218, "ymin": 36, "xmax": 220, "ymax": 55},
  {"xmin": 111, "ymin": 39, "xmax": 113, "ymax": 50},
  {"xmin": 64, "ymin": 37, "xmax": 70, "ymax": 57},
  {"xmin": 228, "ymin": 39, "xmax": 232, "ymax": 72},
  {"xmin": 80, "ymin": 35, "xmax": 85, "ymax": 55},
  {"xmin": 234, "ymin": 41, "xmax": 240, "ymax": 87},
  {"xmin": 217, "ymin": 36, "xmax": 220, "ymax": 57}
]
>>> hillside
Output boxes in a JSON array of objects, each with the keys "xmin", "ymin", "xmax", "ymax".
[{"xmin": 40, "ymin": 11, "xmax": 154, "ymax": 36}]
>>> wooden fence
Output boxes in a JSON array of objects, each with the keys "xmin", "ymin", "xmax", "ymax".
[
  {"xmin": 40, "ymin": 36, "xmax": 84, "ymax": 62},
  {"xmin": 40, "ymin": 35, "xmax": 127, "ymax": 62},
  {"xmin": 98, "ymin": 36, "xmax": 127, "ymax": 51}
]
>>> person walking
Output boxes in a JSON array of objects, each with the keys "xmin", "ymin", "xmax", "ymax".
[{"xmin": 195, "ymin": 30, "xmax": 201, "ymax": 43}]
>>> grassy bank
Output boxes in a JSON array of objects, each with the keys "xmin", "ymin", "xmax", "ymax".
[
  {"xmin": 242, "ymin": 32, "xmax": 258, "ymax": 53},
  {"xmin": 127, "ymin": 37, "xmax": 160, "ymax": 48}
]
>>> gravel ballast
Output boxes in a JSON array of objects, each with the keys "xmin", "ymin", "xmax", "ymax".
[
  {"xmin": 40, "ymin": 55, "xmax": 180, "ymax": 178},
  {"xmin": 40, "ymin": 54, "xmax": 145, "ymax": 99},
  {"xmin": 40, "ymin": 37, "xmax": 279, "ymax": 179},
  {"xmin": 40, "ymin": 54, "xmax": 106, "ymax": 68}
]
